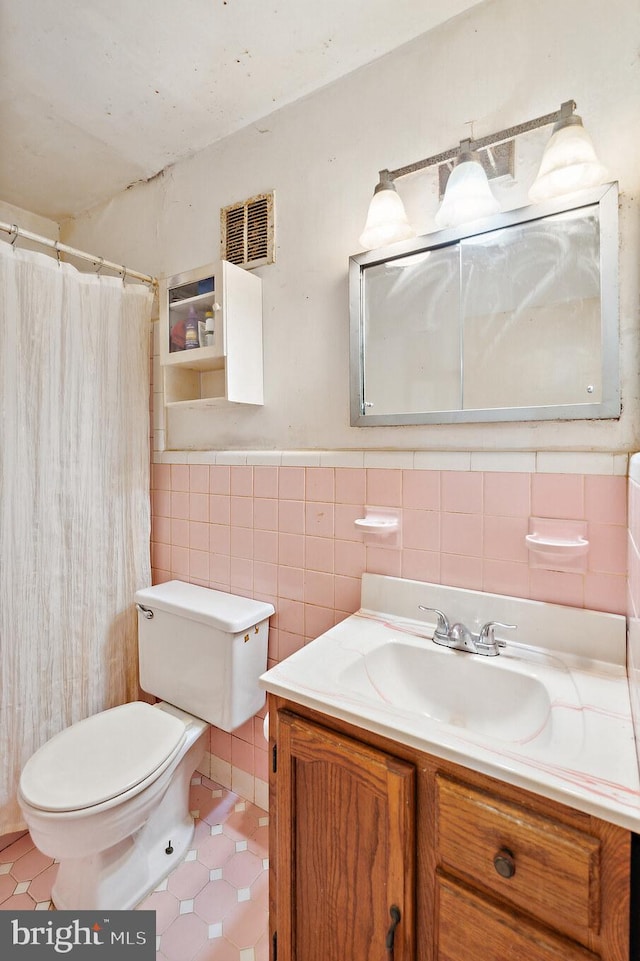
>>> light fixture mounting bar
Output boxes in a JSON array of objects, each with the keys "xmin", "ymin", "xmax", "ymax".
[{"xmin": 385, "ymin": 101, "xmax": 576, "ymax": 183}]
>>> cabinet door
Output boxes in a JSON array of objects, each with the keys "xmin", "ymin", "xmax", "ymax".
[
  {"xmin": 222, "ymin": 259, "xmax": 264, "ymax": 405},
  {"xmin": 435, "ymin": 874, "xmax": 599, "ymax": 961},
  {"xmin": 275, "ymin": 711, "xmax": 415, "ymax": 961}
]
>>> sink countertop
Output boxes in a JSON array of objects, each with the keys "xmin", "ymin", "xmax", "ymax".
[{"xmin": 261, "ymin": 574, "xmax": 640, "ymax": 833}]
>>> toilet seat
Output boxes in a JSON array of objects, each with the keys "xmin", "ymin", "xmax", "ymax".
[{"xmin": 19, "ymin": 702, "xmax": 187, "ymax": 813}]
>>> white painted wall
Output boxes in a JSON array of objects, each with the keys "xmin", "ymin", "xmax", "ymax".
[
  {"xmin": 62, "ymin": 0, "xmax": 640, "ymax": 453},
  {"xmin": 0, "ymin": 201, "xmax": 59, "ymax": 252}
]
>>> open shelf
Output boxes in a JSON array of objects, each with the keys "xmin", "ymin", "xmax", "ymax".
[{"xmin": 159, "ymin": 259, "xmax": 264, "ymax": 408}]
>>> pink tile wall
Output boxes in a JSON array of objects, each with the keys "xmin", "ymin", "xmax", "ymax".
[{"xmin": 151, "ymin": 465, "xmax": 628, "ymax": 780}]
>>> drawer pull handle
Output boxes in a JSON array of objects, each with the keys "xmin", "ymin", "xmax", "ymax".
[
  {"xmin": 493, "ymin": 848, "xmax": 516, "ymax": 879},
  {"xmin": 386, "ymin": 905, "xmax": 401, "ymax": 956}
]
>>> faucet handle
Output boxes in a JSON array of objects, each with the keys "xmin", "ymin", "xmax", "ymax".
[
  {"xmin": 478, "ymin": 621, "xmax": 517, "ymax": 649},
  {"xmin": 418, "ymin": 606, "xmax": 451, "ymax": 636}
]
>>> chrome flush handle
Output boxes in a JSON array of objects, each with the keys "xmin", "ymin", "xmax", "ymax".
[{"xmin": 136, "ymin": 603, "xmax": 154, "ymax": 620}]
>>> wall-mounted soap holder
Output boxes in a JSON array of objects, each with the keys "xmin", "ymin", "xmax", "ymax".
[
  {"xmin": 354, "ymin": 507, "xmax": 401, "ymax": 547},
  {"xmin": 525, "ymin": 517, "xmax": 589, "ymax": 573}
]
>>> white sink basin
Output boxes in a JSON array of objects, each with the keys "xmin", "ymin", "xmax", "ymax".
[{"xmin": 338, "ymin": 636, "xmax": 583, "ymax": 752}]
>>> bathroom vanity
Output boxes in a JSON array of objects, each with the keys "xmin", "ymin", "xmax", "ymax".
[{"xmin": 261, "ymin": 575, "xmax": 640, "ymax": 961}]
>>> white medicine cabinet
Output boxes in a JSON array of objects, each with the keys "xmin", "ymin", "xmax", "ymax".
[{"xmin": 159, "ymin": 259, "xmax": 264, "ymax": 408}]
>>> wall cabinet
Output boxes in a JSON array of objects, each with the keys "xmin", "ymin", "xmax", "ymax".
[
  {"xmin": 269, "ymin": 697, "xmax": 632, "ymax": 961},
  {"xmin": 159, "ymin": 259, "xmax": 263, "ymax": 408}
]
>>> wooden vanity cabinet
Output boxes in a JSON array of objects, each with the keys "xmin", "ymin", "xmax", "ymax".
[
  {"xmin": 273, "ymin": 710, "xmax": 415, "ymax": 961},
  {"xmin": 269, "ymin": 696, "xmax": 632, "ymax": 961}
]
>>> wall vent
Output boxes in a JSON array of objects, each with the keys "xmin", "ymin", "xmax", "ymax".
[{"xmin": 221, "ymin": 191, "xmax": 275, "ymax": 269}]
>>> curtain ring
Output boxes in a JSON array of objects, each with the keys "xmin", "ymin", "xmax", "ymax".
[
  {"xmin": 9, "ymin": 224, "xmax": 19, "ymax": 246},
  {"xmin": 54, "ymin": 241, "xmax": 61, "ymax": 265},
  {"xmin": 120, "ymin": 265, "xmax": 128, "ymax": 284},
  {"xmin": 95, "ymin": 256, "xmax": 105, "ymax": 276}
]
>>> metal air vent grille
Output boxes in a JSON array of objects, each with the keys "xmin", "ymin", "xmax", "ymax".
[{"xmin": 221, "ymin": 191, "xmax": 275, "ymax": 269}]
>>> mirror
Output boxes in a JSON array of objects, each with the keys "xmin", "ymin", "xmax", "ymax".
[{"xmin": 349, "ymin": 182, "xmax": 619, "ymax": 425}]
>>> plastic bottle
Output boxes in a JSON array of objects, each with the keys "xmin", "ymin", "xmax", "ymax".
[
  {"xmin": 204, "ymin": 309, "xmax": 215, "ymax": 347},
  {"xmin": 184, "ymin": 307, "xmax": 199, "ymax": 349}
]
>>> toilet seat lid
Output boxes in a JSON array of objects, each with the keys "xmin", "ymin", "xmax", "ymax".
[{"xmin": 20, "ymin": 702, "xmax": 187, "ymax": 812}]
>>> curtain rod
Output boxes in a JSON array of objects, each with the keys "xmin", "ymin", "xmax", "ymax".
[{"xmin": 0, "ymin": 220, "xmax": 157, "ymax": 287}]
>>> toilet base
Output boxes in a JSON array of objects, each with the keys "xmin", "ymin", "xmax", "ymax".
[
  {"xmin": 51, "ymin": 811, "xmax": 195, "ymax": 911},
  {"xmin": 50, "ymin": 715, "xmax": 207, "ymax": 910}
]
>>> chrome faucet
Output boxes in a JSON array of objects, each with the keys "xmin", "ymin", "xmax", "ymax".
[{"xmin": 418, "ymin": 606, "xmax": 516, "ymax": 657}]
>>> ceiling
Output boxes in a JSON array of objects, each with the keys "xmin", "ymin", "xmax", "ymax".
[{"xmin": 0, "ymin": 0, "xmax": 484, "ymax": 223}]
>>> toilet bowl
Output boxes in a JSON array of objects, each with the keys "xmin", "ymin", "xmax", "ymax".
[
  {"xmin": 19, "ymin": 701, "xmax": 208, "ymax": 910},
  {"xmin": 18, "ymin": 582, "xmax": 274, "ymax": 910}
]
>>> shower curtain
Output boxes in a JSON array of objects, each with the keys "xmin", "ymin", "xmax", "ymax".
[{"xmin": 0, "ymin": 242, "xmax": 153, "ymax": 834}]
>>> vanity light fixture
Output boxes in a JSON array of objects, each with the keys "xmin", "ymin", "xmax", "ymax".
[
  {"xmin": 359, "ymin": 100, "xmax": 607, "ymax": 250},
  {"xmin": 358, "ymin": 170, "xmax": 416, "ymax": 250},
  {"xmin": 528, "ymin": 101, "xmax": 608, "ymax": 202},
  {"xmin": 434, "ymin": 140, "xmax": 499, "ymax": 229}
]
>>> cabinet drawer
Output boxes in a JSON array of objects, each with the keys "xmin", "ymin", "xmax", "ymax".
[
  {"xmin": 436, "ymin": 874, "xmax": 598, "ymax": 961},
  {"xmin": 435, "ymin": 775, "xmax": 601, "ymax": 943}
]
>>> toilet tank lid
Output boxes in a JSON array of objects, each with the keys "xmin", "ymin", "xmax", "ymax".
[{"xmin": 135, "ymin": 581, "xmax": 275, "ymax": 633}]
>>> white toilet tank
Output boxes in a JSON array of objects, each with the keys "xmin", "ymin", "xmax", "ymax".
[{"xmin": 135, "ymin": 581, "xmax": 274, "ymax": 732}]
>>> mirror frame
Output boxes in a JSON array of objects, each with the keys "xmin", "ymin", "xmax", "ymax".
[{"xmin": 349, "ymin": 182, "xmax": 619, "ymax": 426}]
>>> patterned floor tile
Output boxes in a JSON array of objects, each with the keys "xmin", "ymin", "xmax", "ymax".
[
  {"xmin": 0, "ymin": 778, "xmax": 269, "ymax": 960},
  {"xmin": 193, "ymin": 879, "xmax": 238, "ymax": 925}
]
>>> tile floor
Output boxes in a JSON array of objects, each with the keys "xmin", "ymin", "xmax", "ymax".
[{"xmin": 0, "ymin": 776, "xmax": 269, "ymax": 961}]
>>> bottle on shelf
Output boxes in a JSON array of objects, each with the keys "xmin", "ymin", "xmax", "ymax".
[
  {"xmin": 204, "ymin": 309, "xmax": 215, "ymax": 347},
  {"xmin": 184, "ymin": 307, "xmax": 200, "ymax": 350}
]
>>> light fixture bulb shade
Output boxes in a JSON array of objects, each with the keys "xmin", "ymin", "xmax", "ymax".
[
  {"xmin": 359, "ymin": 185, "xmax": 415, "ymax": 250},
  {"xmin": 434, "ymin": 159, "xmax": 500, "ymax": 229},
  {"xmin": 528, "ymin": 121, "xmax": 608, "ymax": 203}
]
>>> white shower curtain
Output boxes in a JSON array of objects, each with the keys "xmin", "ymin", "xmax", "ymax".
[{"xmin": 0, "ymin": 242, "xmax": 153, "ymax": 834}]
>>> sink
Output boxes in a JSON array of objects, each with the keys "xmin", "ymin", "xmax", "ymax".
[
  {"xmin": 338, "ymin": 637, "xmax": 582, "ymax": 749},
  {"xmin": 261, "ymin": 574, "xmax": 634, "ymax": 827}
]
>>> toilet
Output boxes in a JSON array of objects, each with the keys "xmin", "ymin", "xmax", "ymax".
[{"xmin": 18, "ymin": 580, "xmax": 274, "ymax": 911}]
